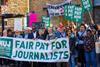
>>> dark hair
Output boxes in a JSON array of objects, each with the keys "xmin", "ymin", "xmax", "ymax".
[
  {"xmin": 7, "ymin": 29, "xmax": 12, "ymax": 33},
  {"xmin": 80, "ymin": 24, "xmax": 86, "ymax": 29},
  {"xmin": 87, "ymin": 29, "xmax": 91, "ymax": 32}
]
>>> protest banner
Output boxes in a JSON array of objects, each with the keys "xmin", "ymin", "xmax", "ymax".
[
  {"xmin": 73, "ymin": 6, "xmax": 83, "ymax": 23},
  {"xmin": 42, "ymin": 16, "xmax": 50, "ymax": 28},
  {"xmin": 81, "ymin": 0, "xmax": 93, "ymax": 11},
  {"xmin": 29, "ymin": 13, "xmax": 38, "ymax": 27},
  {"xmin": 81, "ymin": 0, "xmax": 94, "ymax": 24},
  {"xmin": 64, "ymin": 4, "xmax": 75, "ymax": 21},
  {"xmin": 47, "ymin": 2, "xmax": 67, "ymax": 17},
  {"xmin": 0, "ymin": 37, "xmax": 70, "ymax": 62},
  {"xmin": 0, "ymin": 37, "xmax": 13, "ymax": 58},
  {"xmin": 64, "ymin": 4, "xmax": 83, "ymax": 23},
  {"xmin": 14, "ymin": 18, "xmax": 23, "ymax": 31}
]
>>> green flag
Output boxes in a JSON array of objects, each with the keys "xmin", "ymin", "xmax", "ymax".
[
  {"xmin": 73, "ymin": 6, "xmax": 83, "ymax": 23},
  {"xmin": 42, "ymin": 16, "xmax": 50, "ymax": 28},
  {"xmin": 81, "ymin": 0, "xmax": 93, "ymax": 12}
]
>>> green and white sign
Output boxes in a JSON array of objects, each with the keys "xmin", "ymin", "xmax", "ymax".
[
  {"xmin": 0, "ymin": 37, "xmax": 70, "ymax": 62},
  {"xmin": 67, "ymin": 4, "xmax": 75, "ymax": 21},
  {"xmin": 81, "ymin": 0, "xmax": 93, "ymax": 11},
  {"xmin": 64, "ymin": 4, "xmax": 75, "ymax": 21},
  {"xmin": 42, "ymin": 16, "xmax": 50, "ymax": 28},
  {"xmin": 73, "ymin": 6, "xmax": 83, "ymax": 23},
  {"xmin": 0, "ymin": 37, "xmax": 13, "ymax": 58},
  {"xmin": 64, "ymin": 5, "xmax": 68, "ymax": 19}
]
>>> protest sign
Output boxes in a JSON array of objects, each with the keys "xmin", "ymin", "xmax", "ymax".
[
  {"xmin": 14, "ymin": 18, "xmax": 22, "ymax": 31},
  {"xmin": 64, "ymin": 4, "xmax": 75, "ymax": 21},
  {"xmin": 81, "ymin": 0, "xmax": 93, "ymax": 11},
  {"xmin": 64, "ymin": 5, "xmax": 68, "ymax": 19},
  {"xmin": 29, "ymin": 13, "xmax": 38, "ymax": 27},
  {"xmin": 0, "ymin": 37, "xmax": 70, "ymax": 62},
  {"xmin": 0, "ymin": 37, "xmax": 13, "ymax": 58},
  {"xmin": 47, "ymin": 2, "xmax": 67, "ymax": 17},
  {"xmin": 42, "ymin": 16, "xmax": 50, "ymax": 28},
  {"xmin": 73, "ymin": 6, "xmax": 83, "ymax": 23}
]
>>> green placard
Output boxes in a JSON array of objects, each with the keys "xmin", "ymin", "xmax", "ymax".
[
  {"xmin": 64, "ymin": 4, "xmax": 75, "ymax": 21},
  {"xmin": 64, "ymin": 5, "xmax": 68, "ymax": 19},
  {"xmin": 42, "ymin": 16, "xmax": 50, "ymax": 28},
  {"xmin": 73, "ymin": 6, "xmax": 83, "ymax": 23},
  {"xmin": 0, "ymin": 38, "xmax": 13, "ymax": 58},
  {"xmin": 81, "ymin": 0, "xmax": 93, "ymax": 12}
]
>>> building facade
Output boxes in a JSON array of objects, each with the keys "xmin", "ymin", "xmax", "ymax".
[{"xmin": 0, "ymin": 0, "xmax": 29, "ymax": 32}]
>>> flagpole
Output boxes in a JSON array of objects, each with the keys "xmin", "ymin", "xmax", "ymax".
[{"xmin": 88, "ymin": 10, "xmax": 94, "ymax": 24}]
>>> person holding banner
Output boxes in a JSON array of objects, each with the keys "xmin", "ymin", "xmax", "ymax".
[
  {"xmin": 7, "ymin": 29, "xmax": 13, "ymax": 37},
  {"xmin": 77, "ymin": 24, "xmax": 86, "ymax": 67},
  {"xmin": 35, "ymin": 28, "xmax": 47, "ymax": 67},
  {"xmin": 23, "ymin": 27, "xmax": 33, "ymax": 39},
  {"xmin": 14, "ymin": 30, "xmax": 23, "ymax": 67},
  {"xmin": 2, "ymin": 29, "xmax": 7, "ymax": 37},
  {"xmin": 55, "ymin": 23, "xmax": 67, "ymax": 67},
  {"xmin": 32, "ymin": 26, "xmax": 39, "ymax": 39},
  {"xmin": 14, "ymin": 30, "xmax": 23, "ymax": 38},
  {"xmin": 67, "ymin": 29, "xmax": 77, "ymax": 67},
  {"xmin": 84, "ymin": 29, "xmax": 97, "ymax": 67},
  {"xmin": 46, "ymin": 27, "xmax": 56, "ymax": 67},
  {"xmin": 55, "ymin": 23, "xmax": 66, "ymax": 38},
  {"xmin": 46, "ymin": 27, "xmax": 56, "ymax": 40},
  {"xmin": 0, "ymin": 29, "xmax": 8, "ymax": 66}
]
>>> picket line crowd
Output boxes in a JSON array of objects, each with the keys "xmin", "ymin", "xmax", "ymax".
[{"xmin": 0, "ymin": 23, "xmax": 100, "ymax": 67}]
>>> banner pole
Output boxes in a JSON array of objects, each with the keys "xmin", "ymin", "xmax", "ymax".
[{"xmin": 88, "ymin": 11, "xmax": 94, "ymax": 24}]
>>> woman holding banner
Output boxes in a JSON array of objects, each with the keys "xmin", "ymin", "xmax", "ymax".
[
  {"xmin": 84, "ymin": 29, "xmax": 97, "ymax": 67},
  {"xmin": 67, "ymin": 29, "xmax": 77, "ymax": 67}
]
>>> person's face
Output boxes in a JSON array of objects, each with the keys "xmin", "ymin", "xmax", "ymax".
[
  {"xmin": 91, "ymin": 29, "xmax": 96, "ymax": 35},
  {"xmin": 8, "ymin": 31, "xmax": 12, "ymax": 35},
  {"xmin": 58, "ymin": 27, "xmax": 64, "ymax": 32},
  {"xmin": 25, "ymin": 29, "xmax": 31, "ymax": 34},
  {"xmin": 15, "ymin": 31, "xmax": 20, "ymax": 35},
  {"xmin": 32, "ymin": 27, "xmax": 36, "ymax": 32},
  {"xmin": 48, "ymin": 28, "xmax": 53, "ymax": 34},
  {"xmin": 87, "ymin": 31, "xmax": 91, "ymax": 35},
  {"xmin": 67, "ymin": 30, "xmax": 71, "ymax": 36},
  {"xmin": 3, "ymin": 32, "xmax": 7, "ymax": 36},
  {"xmin": 39, "ymin": 29, "xmax": 44, "ymax": 35},
  {"xmin": 80, "ymin": 26, "xmax": 85, "ymax": 32}
]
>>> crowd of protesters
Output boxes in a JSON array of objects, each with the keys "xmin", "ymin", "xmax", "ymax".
[{"xmin": 0, "ymin": 23, "xmax": 99, "ymax": 67}]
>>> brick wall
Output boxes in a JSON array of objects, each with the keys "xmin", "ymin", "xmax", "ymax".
[{"xmin": 1, "ymin": 0, "xmax": 28, "ymax": 14}]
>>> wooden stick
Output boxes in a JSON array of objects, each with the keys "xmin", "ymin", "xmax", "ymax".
[{"xmin": 88, "ymin": 11, "xmax": 94, "ymax": 24}]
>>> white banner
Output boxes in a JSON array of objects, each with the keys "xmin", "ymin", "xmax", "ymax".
[
  {"xmin": 0, "ymin": 37, "xmax": 70, "ymax": 62},
  {"xmin": 47, "ymin": 2, "xmax": 68, "ymax": 17}
]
